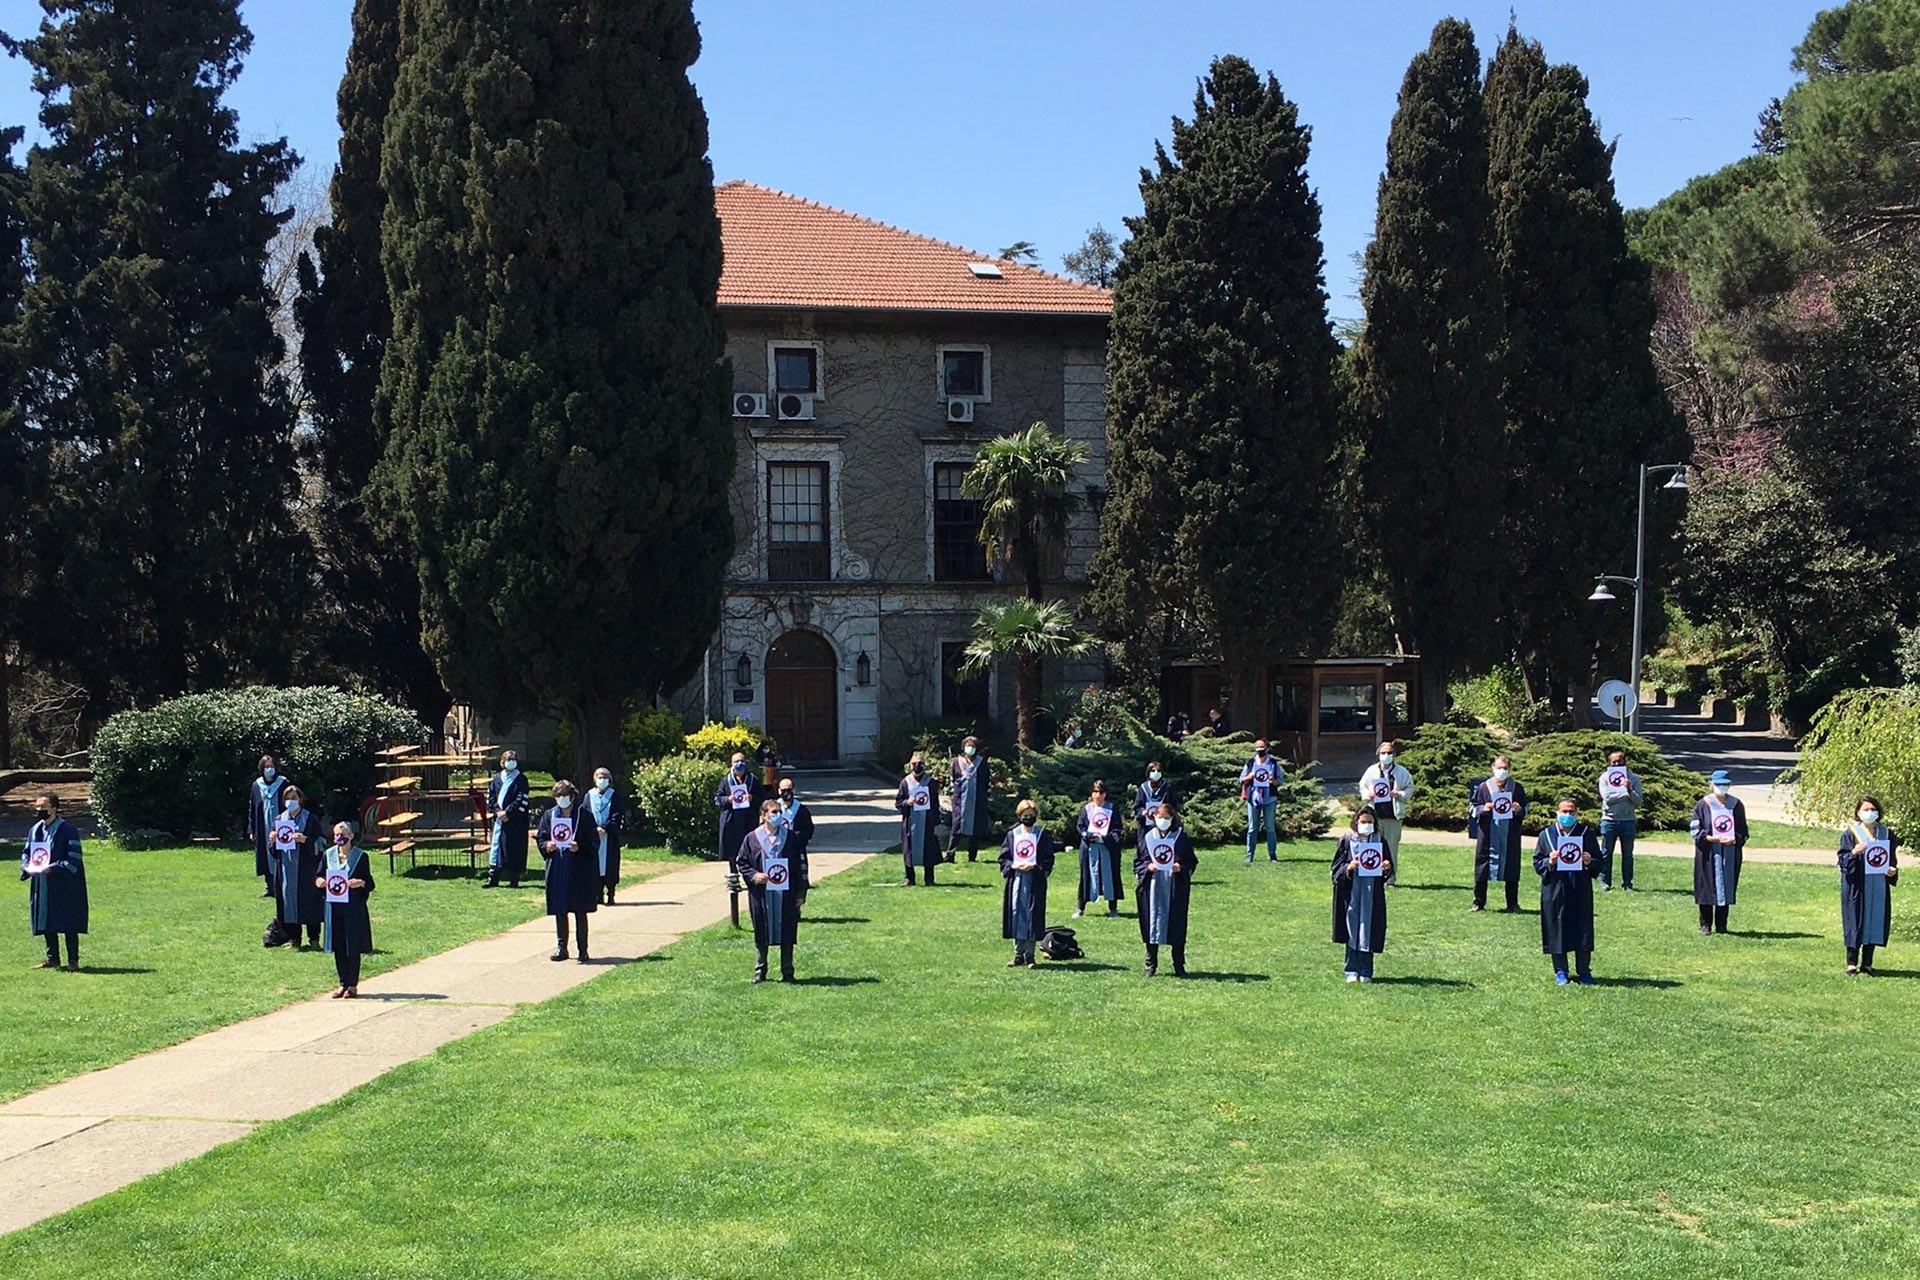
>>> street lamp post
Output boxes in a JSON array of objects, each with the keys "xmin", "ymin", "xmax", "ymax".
[{"xmin": 1589, "ymin": 462, "xmax": 1688, "ymax": 734}]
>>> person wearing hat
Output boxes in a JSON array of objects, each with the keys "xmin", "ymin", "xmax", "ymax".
[
  {"xmin": 1534, "ymin": 797, "xmax": 1602, "ymax": 985},
  {"xmin": 21, "ymin": 792, "xmax": 88, "ymax": 971},
  {"xmin": 948, "ymin": 736, "xmax": 992, "ymax": 863},
  {"xmin": 896, "ymin": 754, "xmax": 942, "ymax": 886},
  {"xmin": 1690, "ymin": 770, "xmax": 1748, "ymax": 934},
  {"xmin": 1837, "ymin": 796, "xmax": 1899, "ymax": 975},
  {"xmin": 999, "ymin": 798, "xmax": 1056, "ymax": 967},
  {"xmin": 1239, "ymin": 740, "xmax": 1284, "ymax": 864}
]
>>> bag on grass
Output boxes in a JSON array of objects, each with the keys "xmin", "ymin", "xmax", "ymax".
[
  {"xmin": 263, "ymin": 918, "xmax": 294, "ymax": 948},
  {"xmin": 1039, "ymin": 927, "xmax": 1082, "ymax": 961}
]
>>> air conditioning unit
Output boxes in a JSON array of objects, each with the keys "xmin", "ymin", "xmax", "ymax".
[
  {"xmin": 946, "ymin": 398, "xmax": 975, "ymax": 424},
  {"xmin": 732, "ymin": 392, "xmax": 768, "ymax": 419},
  {"xmin": 775, "ymin": 393, "xmax": 816, "ymax": 421}
]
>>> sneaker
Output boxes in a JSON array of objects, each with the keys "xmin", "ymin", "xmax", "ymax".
[
  {"xmin": 1244, "ymin": 854, "xmax": 1255, "ymax": 864},
  {"xmin": 1601, "ymin": 883, "xmax": 1613, "ymax": 892},
  {"xmin": 1554, "ymin": 971, "xmax": 1570, "ymax": 985},
  {"xmin": 1846, "ymin": 964, "xmax": 1860, "ymax": 975},
  {"xmin": 1358, "ymin": 976, "xmax": 1371, "ymax": 984},
  {"xmin": 1575, "ymin": 974, "xmax": 1595, "ymax": 986},
  {"xmin": 750, "ymin": 972, "xmax": 765, "ymax": 984},
  {"xmin": 1345, "ymin": 973, "xmax": 1359, "ymax": 982},
  {"xmin": 1469, "ymin": 904, "xmax": 1485, "ymax": 913},
  {"xmin": 1072, "ymin": 909, "xmax": 1084, "ymax": 919}
]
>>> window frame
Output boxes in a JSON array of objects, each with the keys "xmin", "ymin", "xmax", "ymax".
[
  {"xmin": 765, "ymin": 460, "xmax": 832, "ymax": 583},
  {"xmin": 939, "ymin": 640, "xmax": 993, "ymax": 720},
  {"xmin": 766, "ymin": 341, "xmax": 824, "ymax": 398},
  {"xmin": 931, "ymin": 461, "xmax": 991, "ymax": 583},
  {"xmin": 937, "ymin": 344, "xmax": 991, "ymax": 402}
]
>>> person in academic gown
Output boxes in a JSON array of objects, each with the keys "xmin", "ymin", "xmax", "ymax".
[
  {"xmin": 1331, "ymin": 810, "xmax": 1391, "ymax": 982},
  {"xmin": 584, "ymin": 766, "xmax": 628, "ymax": 905},
  {"xmin": 1838, "ymin": 795, "xmax": 1900, "ymax": 974},
  {"xmin": 246, "ymin": 754, "xmax": 289, "ymax": 897},
  {"xmin": 1134, "ymin": 802, "xmax": 1197, "ymax": 978},
  {"xmin": 775, "ymin": 776, "xmax": 814, "ymax": 864},
  {"xmin": 21, "ymin": 792, "xmax": 87, "ymax": 971},
  {"xmin": 1534, "ymin": 798, "xmax": 1602, "ymax": 985},
  {"xmin": 1470, "ymin": 756, "xmax": 1529, "ymax": 912},
  {"xmin": 483, "ymin": 750, "xmax": 530, "ymax": 888},
  {"xmin": 535, "ymin": 781, "xmax": 598, "ymax": 963},
  {"xmin": 270, "ymin": 785, "xmax": 326, "ymax": 949},
  {"xmin": 896, "ymin": 754, "xmax": 941, "ymax": 886},
  {"xmin": 715, "ymin": 753, "xmax": 759, "ymax": 870},
  {"xmin": 999, "ymin": 799, "xmax": 1055, "ymax": 967},
  {"xmin": 1074, "ymin": 780, "xmax": 1124, "ymax": 918},
  {"xmin": 737, "ymin": 798, "xmax": 810, "ymax": 982},
  {"xmin": 1690, "ymin": 769, "xmax": 1748, "ymax": 934},
  {"xmin": 1133, "ymin": 763, "xmax": 1175, "ymax": 844},
  {"xmin": 947, "ymin": 736, "xmax": 992, "ymax": 863},
  {"xmin": 317, "ymin": 822, "xmax": 375, "ymax": 998}
]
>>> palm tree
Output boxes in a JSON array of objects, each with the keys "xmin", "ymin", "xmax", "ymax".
[
  {"xmin": 962, "ymin": 599, "xmax": 1094, "ymax": 748},
  {"xmin": 963, "ymin": 422, "xmax": 1090, "ymax": 602}
]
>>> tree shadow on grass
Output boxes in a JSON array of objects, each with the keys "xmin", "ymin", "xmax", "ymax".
[
  {"xmin": 1591, "ymin": 976, "xmax": 1684, "ymax": 989},
  {"xmin": 1367, "ymin": 975, "xmax": 1472, "ymax": 988},
  {"xmin": 1728, "ymin": 930, "xmax": 1821, "ymax": 940},
  {"xmin": 397, "ymin": 864, "xmax": 495, "ymax": 882}
]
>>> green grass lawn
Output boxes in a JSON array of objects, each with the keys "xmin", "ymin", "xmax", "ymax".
[
  {"xmin": 0, "ymin": 839, "xmax": 685, "ymax": 1102},
  {"xmin": 1404, "ymin": 818, "xmax": 1838, "ymax": 852},
  {"xmin": 2, "ymin": 841, "xmax": 1916, "ymax": 1277}
]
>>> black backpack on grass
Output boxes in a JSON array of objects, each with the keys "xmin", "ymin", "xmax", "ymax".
[{"xmin": 1039, "ymin": 927, "xmax": 1082, "ymax": 961}]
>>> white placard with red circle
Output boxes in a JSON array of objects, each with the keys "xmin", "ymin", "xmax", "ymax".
[
  {"xmin": 1708, "ymin": 801, "xmax": 1735, "ymax": 840},
  {"xmin": 909, "ymin": 782, "xmax": 931, "ymax": 811},
  {"xmin": 550, "ymin": 817, "xmax": 575, "ymax": 850},
  {"xmin": 1489, "ymin": 792, "xmax": 1515, "ymax": 820},
  {"xmin": 729, "ymin": 784, "xmax": 752, "ymax": 810},
  {"xmin": 325, "ymin": 865, "xmax": 351, "ymax": 904},
  {"xmin": 764, "ymin": 854, "xmax": 791, "ymax": 889},
  {"xmin": 1011, "ymin": 832, "xmax": 1038, "ymax": 871},
  {"xmin": 24, "ymin": 841, "xmax": 51, "ymax": 875},
  {"xmin": 1862, "ymin": 840, "xmax": 1892, "ymax": 876},
  {"xmin": 1086, "ymin": 805, "xmax": 1112, "ymax": 839},
  {"xmin": 1555, "ymin": 837, "xmax": 1585, "ymax": 871},
  {"xmin": 274, "ymin": 819, "xmax": 299, "ymax": 852},
  {"xmin": 1353, "ymin": 839, "xmax": 1385, "ymax": 878},
  {"xmin": 1147, "ymin": 838, "xmax": 1176, "ymax": 871},
  {"xmin": 1602, "ymin": 769, "xmax": 1630, "ymax": 799},
  {"xmin": 1371, "ymin": 778, "xmax": 1392, "ymax": 802}
]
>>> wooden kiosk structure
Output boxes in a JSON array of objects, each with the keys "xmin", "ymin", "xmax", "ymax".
[
  {"xmin": 1160, "ymin": 655, "xmax": 1423, "ymax": 767},
  {"xmin": 366, "ymin": 742, "xmax": 498, "ymax": 873}
]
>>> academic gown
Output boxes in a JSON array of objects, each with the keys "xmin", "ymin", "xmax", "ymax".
[
  {"xmin": 1134, "ymin": 827, "xmax": 1197, "ymax": 948},
  {"xmin": 1470, "ymin": 780, "xmax": 1530, "ymax": 884},
  {"xmin": 1076, "ymin": 803, "xmax": 1125, "ymax": 905},
  {"xmin": 714, "ymin": 771, "xmax": 758, "ymax": 866},
  {"xmin": 1690, "ymin": 796, "xmax": 1748, "ymax": 907},
  {"xmin": 271, "ymin": 807, "xmax": 326, "ymax": 929},
  {"xmin": 737, "ymin": 823, "xmax": 809, "ymax": 949},
  {"xmin": 23, "ymin": 818, "xmax": 88, "ymax": 936},
  {"xmin": 321, "ymin": 846, "xmax": 375, "ymax": 958},
  {"xmin": 247, "ymin": 774, "xmax": 290, "ymax": 878},
  {"xmin": 1133, "ymin": 782, "xmax": 1175, "ymax": 842},
  {"xmin": 781, "ymin": 801, "xmax": 815, "ymax": 864},
  {"xmin": 1838, "ymin": 823, "xmax": 1900, "ymax": 949},
  {"xmin": 535, "ymin": 808, "xmax": 600, "ymax": 918},
  {"xmin": 1331, "ymin": 835, "xmax": 1388, "ymax": 954},
  {"xmin": 896, "ymin": 775, "xmax": 941, "ymax": 869},
  {"xmin": 583, "ymin": 786, "xmax": 628, "ymax": 887},
  {"xmin": 949, "ymin": 754, "xmax": 992, "ymax": 842},
  {"xmin": 1534, "ymin": 825, "xmax": 1601, "ymax": 955},
  {"xmin": 999, "ymin": 825, "xmax": 1056, "ymax": 942},
  {"xmin": 486, "ymin": 771, "xmax": 531, "ymax": 881}
]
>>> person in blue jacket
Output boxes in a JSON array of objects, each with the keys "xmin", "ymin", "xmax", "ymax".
[{"xmin": 21, "ymin": 792, "xmax": 88, "ymax": 971}]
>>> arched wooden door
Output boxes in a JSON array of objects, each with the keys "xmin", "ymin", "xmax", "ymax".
[{"xmin": 765, "ymin": 630, "xmax": 838, "ymax": 762}]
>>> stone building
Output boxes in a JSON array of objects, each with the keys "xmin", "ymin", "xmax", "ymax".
[{"xmin": 667, "ymin": 182, "xmax": 1112, "ymax": 762}]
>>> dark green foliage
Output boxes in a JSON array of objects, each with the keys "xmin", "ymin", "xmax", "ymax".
[
  {"xmin": 0, "ymin": 121, "xmax": 26, "ymax": 768},
  {"xmin": 550, "ymin": 701, "xmax": 689, "ymax": 775},
  {"xmin": 1781, "ymin": 0, "xmax": 1920, "ymax": 237},
  {"xmin": 6, "ymin": 0, "xmax": 301, "ymax": 717},
  {"xmin": 1060, "ymin": 223, "xmax": 1118, "ymax": 287},
  {"xmin": 90, "ymin": 686, "xmax": 426, "ymax": 839},
  {"xmin": 1092, "ymin": 55, "xmax": 1343, "ymax": 713},
  {"xmin": 632, "ymin": 752, "xmax": 727, "ymax": 856},
  {"xmin": 375, "ymin": 0, "xmax": 733, "ymax": 782},
  {"xmin": 1349, "ymin": 20, "xmax": 1502, "ymax": 716}
]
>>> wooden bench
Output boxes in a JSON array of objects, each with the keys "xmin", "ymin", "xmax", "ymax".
[{"xmin": 385, "ymin": 839, "xmax": 419, "ymax": 873}]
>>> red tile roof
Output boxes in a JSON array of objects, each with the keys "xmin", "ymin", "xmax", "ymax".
[{"xmin": 715, "ymin": 181, "xmax": 1112, "ymax": 317}]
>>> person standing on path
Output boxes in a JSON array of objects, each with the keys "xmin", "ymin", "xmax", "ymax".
[
  {"xmin": 1358, "ymin": 742, "xmax": 1412, "ymax": 887},
  {"xmin": 1691, "ymin": 769, "xmax": 1748, "ymax": 935},
  {"xmin": 1240, "ymin": 740, "xmax": 1283, "ymax": 864},
  {"xmin": 1535, "ymin": 798, "xmax": 1601, "ymax": 985},
  {"xmin": 896, "ymin": 754, "xmax": 941, "ymax": 886},
  {"xmin": 1331, "ymin": 809, "xmax": 1390, "ymax": 983},
  {"xmin": 270, "ymin": 786, "xmax": 325, "ymax": 949},
  {"xmin": 21, "ymin": 792, "xmax": 87, "ymax": 971},
  {"xmin": 1596, "ymin": 749, "xmax": 1644, "ymax": 891},
  {"xmin": 948, "ymin": 736, "xmax": 991, "ymax": 863},
  {"xmin": 1837, "ymin": 796, "xmax": 1898, "ymax": 975},
  {"xmin": 483, "ymin": 750, "xmax": 530, "ymax": 889},
  {"xmin": 246, "ymin": 755, "xmax": 289, "ymax": 898},
  {"xmin": 586, "ymin": 766, "xmax": 627, "ymax": 906},
  {"xmin": 714, "ymin": 754, "xmax": 758, "ymax": 870},
  {"xmin": 999, "ymin": 799, "xmax": 1055, "ymax": 968},
  {"xmin": 317, "ymin": 822, "xmax": 374, "ymax": 998},
  {"xmin": 737, "ymin": 798, "xmax": 808, "ymax": 983},
  {"xmin": 536, "ymin": 781, "xmax": 597, "ymax": 963},
  {"xmin": 1074, "ymin": 780, "xmax": 1124, "ymax": 918},
  {"xmin": 1470, "ymin": 756, "xmax": 1528, "ymax": 913},
  {"xmin": 1135, "ymin": 802, "xmax": 1196, "ymax": 978}
]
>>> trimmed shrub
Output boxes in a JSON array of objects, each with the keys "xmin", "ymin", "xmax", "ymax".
[
  {"xmin": 634, "ymin": 751, "xmax": 729, "ymax": 857},
  {"xmin": 874, "ymin": 715, "xmax": 1003, "ymax": 778},
  {"xmin": 681, "ymin": 718, "xmax": 762, "ymax": 764},
  {"xmin": 91, "ymin": 685, "xmax": 426, "ymax": 840},
  {"xmin": 1786, "ymin": 687, "xmax": 1920, "ymax": 828},
  {"xmin": 626, "ymin": 704, "xmax": 688, "ymax": 766}
]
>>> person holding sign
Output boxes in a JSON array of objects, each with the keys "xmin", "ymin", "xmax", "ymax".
[
  {"xmin": 586, "ymin": 767, "xmax": 628, "ymax": 906},
  {"xmin": 1596, "ymin": 749, "xmax": 1644, "ymax": 891},
  {"xmin": 483, "ymin": 750, "xmax": 530, "ymax": 889},
  {"xmin": 1690, "ymin": 770, "xmax": 1748, "ymax": 934},
  {"xmin": 271, "ymin": 786, "xmax": 325, "ymax": 949},
  {"xmin": 1331, "ymin": 810, "xmax": 1391, "ymax": 983},
  {"xmin": 316, "ymin": 823, "xmax": 374, "ymax": 998},
  {"xmin": 536, "ymin": 781, "xmax": 598, "ymax": 963},
  {"xmin": 21, "ymin": 793, "xmax": 88, "ymax": 971},
  {"xmin": 948, "ymin": 736, "xmax": 992, "ymax": 863},
  {"xmin": 246, "ymin": 754, "xmax": 289, "ymax": 898},
  {"xmin": 1240, "ymin": 740, "xmax": 1285, "ymax": 864},
  {"xmin": 999, "ymin": 799, "xmax": 1056, "ymax": 967},
  {"xmin": 1074, "ymin": 780, "xmax": 1124, "ymax": 918},
  {"xmin": 737, "ymin": 798, "xmax": 810, "ymax": 982},
  {"xmin": 1357, "ymin": 742, "xmax": 1412, "ymax": 887},
  {"xmin": 1134, "ymin": 802, "xmax": 1196, "ymax": 977},
  {"xmin": 1837, "ymin": 796, "xmax": 1899, "ymax": 975},
  {"xmin": 1470, "ymin": 756, "xmax": 1529, "ymax": 912},
  {"xmin": 715, "ymin": 753, "xmax": 759, "ymax": 871},
  {"xmin": 1134, "ymin": 763, "xmax": 1175, "ymax": 843},
  {"xmin": 896, "ymin": 755, "xmax": 942, "ymax": 887},
  {"xmin": 1534, "ymin": 798, "xmax": 1601, "ymax": 985},
  {"xmin": 775, "ymin": 776, "xmax": 815, "ymax": 869}
]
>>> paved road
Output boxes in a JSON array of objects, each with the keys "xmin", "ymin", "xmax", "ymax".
[{"xmin": 1634, "ymin": 704, "xmax": 1801, "ymax": 824}]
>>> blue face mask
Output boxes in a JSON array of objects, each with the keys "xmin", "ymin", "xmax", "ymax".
[
  {"xmin": 1557, "ymin": 813, "xmax": 1578, "ymax": 830},
  {"xmin": 263, "ymin": 767, "xmax": 276, "ymax": 781}
]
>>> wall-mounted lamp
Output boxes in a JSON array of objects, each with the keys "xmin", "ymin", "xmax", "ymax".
[
  {"xmin": 734, "ymin": 652, "xmax": 753, "ymax": 689},
  {"xmin": 855, "ymin": 650, "xmax": 872, "ymax": 686}
]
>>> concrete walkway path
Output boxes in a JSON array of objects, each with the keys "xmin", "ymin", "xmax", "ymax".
[{"xmin": 0, "ymin": 776, "xmax": 904, "ymax": 1236}]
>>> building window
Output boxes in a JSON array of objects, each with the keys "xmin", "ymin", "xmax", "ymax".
[
  {"xmin": 771, "ymin": 345, "xmax": 819, "ymax": 395},
  {"xmin": 1319, "ymin": 682, "xmax": 1378, "ymax": 736},
  {"xmin": 932, "ymin": 462, "xmax": 990, "ymax": 582},
  {"xmin": 767, "ymin": 462, "xmax": 829, "ymax": 581},
  {"xmin": 941, "ymin": 642, "xmax": 990, "ymax": 719},
  {"xmin": 1272, "ymin": 681, "xmax": 1310, "ymax": 735},
  {"xmin": 940, "ymin": 346, "xmax": 989, "ymax": 399}
]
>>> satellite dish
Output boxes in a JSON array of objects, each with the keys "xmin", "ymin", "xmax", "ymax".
[{"xmin": 1597, "ymin": 679, "xmax": 1639, "ymax": 723}]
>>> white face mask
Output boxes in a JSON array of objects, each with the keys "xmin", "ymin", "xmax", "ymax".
[
  {"xmin": 1149, "ymin": 771, "xmax": 1162, "ymax": 783},
  {"xmin": 595, "ymin": 777, "xmax": 611, "ymax": 791},
  {"xmin": 555, "ymin": 796, "xmax": 571, "ymax": 810},
  {"xmin": 963, "ymin": 745, "xmax": 976, "ymax": 757},
  {"xmin": 503, "ymin": 761, "xmax": 518, "ymax": 775},
  {"xmin": 1155, "ymin": 816, "xmax": 1173, "ymax": 833},
  {"xmin": 1379, "ymin": 754, "xmax": 1394, "ymax": 767},
  {"xmin": 1356, "ymin": 823, "xmax": 1375, "ymax": 836},
  {"xmin": 1860, "ymin": 809, "xmax": 1880, "ymax": 826},
  {"xmin": 1713, "ymin": 784, "xmax": 1730, "ymax": 798},
  {"xmin": 1493, "ymin": 768, "xmax": 1510, "ymax": 782}
]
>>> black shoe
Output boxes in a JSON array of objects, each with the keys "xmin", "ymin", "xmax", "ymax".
[
  {"xmin": 1470, "ymin": 904, "xmax": 1485, "ymax": 913},
  {"xmin": 1173, "ymin": 965, "xmax": 1188, "ymax": 978},
  {"xmin": 967, "ymin": 854, "xmax": 978, "ymax": 862},
  {"xmin": 1269, "ymin": 855, "xmax": 1279, "ymax": 862},
  {"xmin": 1144, "ymin": 961, "xmax": 1158, "ymax": 977},
  {"xmin": 510, "ymin": 880, "xmax": 520, "ymax": 889},
  {"xmin": 1714, "ymin": 926, "xmax": 1728, "ymax": 934},
  {"xmin": 1006, "ymin": 956, "xmax": 1023, "ymax": 967},
  {"xmin": 550, "ymin": 948, "xmax": 568, "ymax": 961},
  {"xmin": 576, "ymin": 952, "xmax": 591, "ymax": 964},
  {"xmin": 483, "ymin": 877, "xmax": 499, "ymax": 889},
  {"xmin": 1108, "ymin": 906, "xmax": 1119, "ymax": 917},
  {"xmin": 780, "ymin": 972, "xmax": 796, "ymax": 983},
  {"xmin": 751, "ymin": 971, "xmax": 766, "ymax": 984}
]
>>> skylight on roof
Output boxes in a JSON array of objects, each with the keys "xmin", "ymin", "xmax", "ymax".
[{"xmin": 967, "ymin": 262, "xmax": 1004, "ymax": 279}]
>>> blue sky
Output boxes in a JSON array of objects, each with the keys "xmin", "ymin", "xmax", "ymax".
[{"xmin": 0, "ymin": 0, "xmax": 1818, "ymax": 322}]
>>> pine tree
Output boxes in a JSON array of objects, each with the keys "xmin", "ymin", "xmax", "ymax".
[
  {"xmin": 0, "ymin": 123, "xmax": 26, "ymax": 766},
  {"xmin": 293, "ymin": 0, "xmax": 448, "ymax": 729},
  {"xmin": 377, "ymin": 0, "xmax": 732, "ymax": 780},
  {"xmin": 7, "ymin": 0, "xmax": 300, "ymax": 721},
  {"xmin": 1091, "ymin": 55, "xmax": 1342, "ymax": 719},
  {"xmin": 1349, "ymin": 18, "xmax": 1503, "ymax": 719},
  {"xmin": 1485, "ymin": 25, "xmax": 1686, "ymax": 706}
]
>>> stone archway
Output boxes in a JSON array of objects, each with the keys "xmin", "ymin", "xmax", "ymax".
[{"xmin": 765, "ymin": 629, "xmax": 838, "ymax": 762}]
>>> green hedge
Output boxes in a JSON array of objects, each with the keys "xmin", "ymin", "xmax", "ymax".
[
  {"xmin": 1377, "ymin": 724, "xmax": 1707, "ymax": 832},
  {"xmin": 681, "ymin": 719, "xmax": 763, "ymax": 764},
  {"xmin": 634, "ymin": 752, "xmax": 730, "ymax": 857},
  {"xmin": 91, "ymin": 686, "xmax": 426, "ymax": 840}
]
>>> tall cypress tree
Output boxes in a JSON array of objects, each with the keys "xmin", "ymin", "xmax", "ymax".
[
  {"xmin": 0, "ymin": 123, "xmax": 26, "ymax": 766},
  {"xmin": 1485, "ymin": 25, "xmax": 1685, "ymax": 705},
  {"xmin": 293, "ymin": 0, "xmax": 448, "ymax": 729},
  {"xmin": 7, "ymin": 0, "xmax": 300, "ymax": 722},
  {"xmin": 1091, "ymin": 56, "xmax": 1342, "ymax": 718},
  {"xmin": 378, "ymin": 0, "xmax": 732, "ymax": 779}
]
